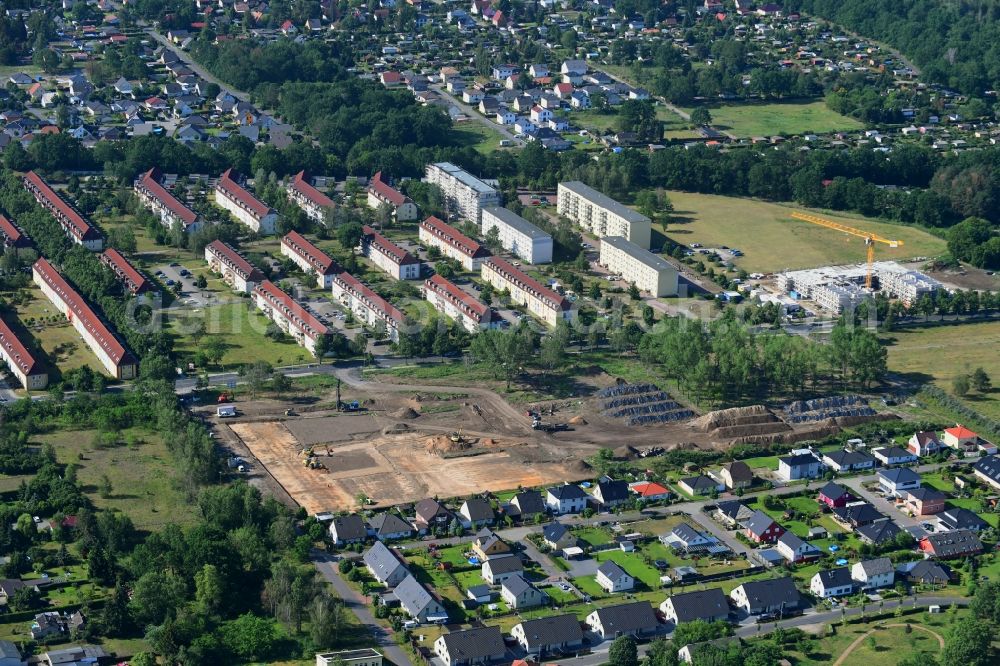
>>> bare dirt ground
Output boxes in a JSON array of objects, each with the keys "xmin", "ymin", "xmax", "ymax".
[{"xmin": 920, "ymin": 262, "xmax": 1000, "ymax": 291}]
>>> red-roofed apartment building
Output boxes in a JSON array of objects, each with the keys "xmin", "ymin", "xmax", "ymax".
[
  {"xmin": 418, "ymin": 216, "xmax": 491, "ymax": 271},
  {"xmin": 0, "ymin": 316, "xmax": 47, "ymax": 389},
  {"xmin": 23, "ymin": 171, "xmax": 103, "ymax": 251},
  {"xmin": 100, "ymin": 248, "xmax": 151, "ymax": 295},
  {"xmin": 214, "ymin": 169, "xmax": 277, "ymax": 234},
  {"xmin": 360, "ymin": 225, "xmax": 423, "ymax": 280},
  {"xmin": 280, "ymin": 232, "xmax": 340, "ymax": 288},
  {"xmin": 204, "ymin": 240, "xmax": 264, "ymax": 293},
  {"xmin": 286, "ymin": 171, "xmax": 335, "ymax": 224},
  {"xmin": 133, "ymin": 168, "xmax": 203, "ymax": 233},
  {"xmin": 481, "ymin": 257, "xmax": 574, "ymax": 327},
  {"xmin": 367, "ymin": 172, "xmax": 418, "ymax": 221},
  {"xmin": 0, "ymin": 214, "xmax": 31, "ymax": 250},
  {"xmin": 331, "ymin": 271, "xmax": 405, "ymax": 342},
  {"xmin": 423, "ymin": 275, "xmax": 495, "ymax": 333},
  {"xmin": 252, "ymin": 280, "xmax": 331, "ymax": 355},
  {"xmin": 32, "ymin": 258, "xmax": 137, "ymax": 379}
]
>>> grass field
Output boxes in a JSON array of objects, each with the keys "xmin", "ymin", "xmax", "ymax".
[
  {"xmin": 35, "ymin": 427, "xmax": 198, "ymax": 531},
  {"xmin": 11, "ymin": 285, "xmax": 106, "ymax": 377},
  {"xmin": 884, "ymin": 321, "xmax": 1000, "ymax": 422},
  {"xmin": 780, "ymin": 613, "xmax": 952, "ymax": 665},
  {"xmin": 664, "ymin": 192, "xmax": 948, "ymax": 272},
  {"xmin": 685, "ymin": 101, "xmax": 864, "ymax": 137},
  {"xmin": 454, "ymin": 121, "xmax": 509, "ymax": 154}
]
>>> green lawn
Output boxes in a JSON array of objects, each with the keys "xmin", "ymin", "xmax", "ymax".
[
  {"xmin": 682, "ymin": 101, "xmax": 864, "ymax": 137},
  {"xmin": 573, "ymin": 526, "xmax": 613, "ymax": 547},
  {"xmin": 454, "ymin": 121, "xmax": 510, "ymax": 155},
  {"xmin": 664, "ymin": 191, "xmax": 948, "ymax": 273}
]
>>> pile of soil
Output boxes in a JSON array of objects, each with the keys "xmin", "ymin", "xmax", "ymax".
[
  {"xmin": 732, "ymin": 426, "xmax": 841, "ymax": 445},
  {"xmin": 568, "ymin": 415, "xmax": 588, "ymax": 425},
  {"xmin": 712, "ymin": 422, "xmax": 791, "ymax": 439},
  {"xmin": 613, "ymin": 445, "xmax": 636, "ymax": 459},
  {"xmin": 691, "ymin": 405, "xmax": 778, "ymax": 432},
  {"xmin": 569, "ymin": 459, "xmax": 591, "ymax": 473},
  {"xmin": 392, "ymin": 407, "xmax": 420, "ymax": 419},
  {"xmin": 383, "ymin": 424, "xmax": 409, "ymax": 435},
  {"xmin": 424, "ymin": 435, "xmax": 470, "ymax": 455}
]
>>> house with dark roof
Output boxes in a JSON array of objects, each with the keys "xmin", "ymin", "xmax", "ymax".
[
  {"xmin": 482, "ymin": 554, "xmax": 523, "ymax": 585},
  {"xmin": 817, "ymin": 482, "xmax": 851, "ymax": 508},
  {"xmin": 678, "ymin": 474, "xmax": 724, "ymax": 496},
  {"xmin": 0, "ymin": 640, "xmax": 21, "ymax": 666},
  {"xmin": 660, "ymin": 523, "xmax": 722, "ymax": 553},
  {"xmin": 718, "ymin": 461, "xmax": 753, "ymax": 490},
  {"xmin": 777, "ymin": 453, "xmax": 824, "ymax": 481},
  {"xmin": 832, "ymin": 503, "xmax": 885, "ymax": 528},
  {"xmin": 585, "ymin": 601, "xmax": 659, "ymax": 640},
  {"xmin": 659, "ymin": 588, "xmax": 729, "ymax": 625},
  {"xmin": 856, "ymin": 519, "xmax": 902, "ymax": 546},
  {"xmin": 919, "ymin": 529, "xmax": 983, "ymax": 558},
  {"xmin": 730, "ymin": 577, "xmax": 801, "ymax": 615},
  {"xmin": 904, "ymin": 487, "xmax": 946, "ymax": 516},
  {"xmin": 510, "ymin": 490, "xmax": 545, "ymax": 518},
  {"xmin": 908, "ymin": 431, "xmax": 942, "ymax": 457},
  {"xmin": 872, "ymin": 446, "xmax": 918, "ymax": 466},
  {"xmin": 329, "ymin": 514, "xmax": 367, "ymax": 545},
  {"xmin": 433, "ymin": 625, "xmax": 506, "ymax": 666},
  {"xmin": 938, "ymin": 507, "xmax": 989, "ymax": 532},
  {"xmin": 545, "ymin": 484, "xmax": 589, "ymax": 514},
  {"xmin": 460, "ymin": 498, "xmax": 495, "ymax": 528},
  {"xmin": 368, "ymin": 513, "xmax": 414, "ymax": 541},
  {"xmin": 501, "ymin": 574, "xmax": 546, "ymax": 609},
  {"xmin": 743, "ymin": 510, "xmax": 784, "ymax": 544},
  {"xmin": 822, "ymin": 449, "xmax": 875, "ymax": 473},
  {"xmin": 511, "ymin": 614, "xmax": 585, "ymax": 656},
  {"xmin": 851, "ymin": 557, "xmax": 894, "ymax": 590},
  {"xmin": 596, "ymin": 561, "xmax": 634, "ymax": 593},
  {"xmin": 878, "ymin": 467, "xmax": 921, "ymax": 497},
  {"xmin": 714, "ymin": 501, "xmax": 753, "ymax": 527},
  {"xmin": 973, "ymin": 455, "xmax": 1000, "ymax": 491},
  {"xmin": 472, "ymin": 529, "xmax": 510, "ymax": 561},
  {"xmin": 776, "ymin": 531, "xmax": 821, "ymax": 563},
  {"xmin": 592, "ymin": 480, "xmax": 630, "ymax": 507},
  {"xmin": 414, "ymin": 498, "xmax": 453, "ymax": 531},
  {"xmin": 542, "ymin": 522, "xmax": 577, "ymax": 551},
  {"xmin": 897, "ymin": 560, "xmax": 951, "ymax": 585},
  {"xmin": 395, "ymin": 575, "xmax": 448, "ymax": 623},
  {"xmin": 810, "ymin": 567, "xmax": 854, "ymax": 598},
  {"xmin": 363, "ymin": 541, "xmax": 409, "ymax": 587}
]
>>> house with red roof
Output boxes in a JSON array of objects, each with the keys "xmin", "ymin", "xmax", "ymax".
[
  {"xmin": 360, "ymin": 225, "xmax": 423, "ymax": 280},
  {"xmin": 286, "ymin": 171, "xmax": 334, "ymax": 224},
  {"xmin": 204, "ymin": 240, "xmax": 264, "ymax": 293},
  {"xmin": 481, "ymin": 257, "xmax": 574, "ymax": 328},
  {"xmin": 367, "ymin": 172, "xmax": 418, "ymax": 221},
  {"xmin": 280, "ymin": 20, "xmax": 297, "ymax": 34},
  {"xmin": 0, "ymin": 315, "xmax": 47, "ymax": 390},
  {"xmin": 423, "ymin": 275, "xmax": 495, "ymax": 333},
  {"xmin": 214, "ymin": 169, "xmax": 277, "ymax": 234},
  {"xmin": 629, "ymin": 481, "xmax": 671, "ymax": 501},
  {"xmin": 143, "ymin": 96, "xmax": 167, "ymax": 111},
  {"xmin": 252, "ymin": 281, "xmax": 331, "ymax": 355},
  {"xmin": 943, "ymin": 425, "xmax": 979, "ymax": 454},
  {"xmin": 380, "ymin": 71, "xmax": 402, "ymax": 87},
  {"xmin": 0, "ymin": 214, "xmax": 31, "ymax": 250},
  {"xmin": 133, "ymin": 167, "xmax": 203, "ymax": 233},
  {"xmin": 100, "ymin": 248, "xmax": 152, "ymax": 295},
  {"xmin": 419, "ymin": 216, "xmax": 491, "ymax": 271},
  {"xmin": 23, "ymin": 172, "xmax": 103, "ymax": 251},
  {"xmin": 281, "ymin": 232, "xmax": 341, "ymax": 288},
  {"xmin": 331, "ymin": 271, "xmax": 406, "ymax": 341}
]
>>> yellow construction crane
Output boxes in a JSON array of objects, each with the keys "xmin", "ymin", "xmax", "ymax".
[{"xmin": 790, "ymin": 212, "xmax": 904, "ymax": 290}]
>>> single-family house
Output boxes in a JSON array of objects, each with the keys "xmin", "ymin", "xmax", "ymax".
[
  {"xmin": 678, "ymin": 475, "xmax": 724, "ymax": 496},
  {"xmin": 777, "ymin": 453, "xmax": 824, "ymax": 481},
  {"xmin": 851, "ymin": 557, "xmax": 894, "ymax": 590},
  {"xmin": 822, "ymin": 449, "xmax": 876, "ymax": 473},
  {"xmin": 877, "ymin": 467, "xmax": 921, "ymax": 497},
  {"xmin": 542, "ymin": 522, "xmax": 577, "ymax": 552},
  {"xmin": 662, "ymin": 523, "xmax": 714, "ymax": 552},
  {"xmin": 908, "ymin": 431, "xmax": 942, "ymax": 457},
  {"xmin": 460, "ymin": 498, "xmax": 495, "ymax": 528},
  {"xmin": 414, "ymin": 498, "xmax": 453, "ymax": 531},
  {"xmin": 592, "ymin": 480, "xmax": 630, "ymax": 507},
  {"xmin": 660, "ymin": 588, "xmax": 730, "ymax": 625},
  {"xmin": 585, "ymin": 601, "xmax": 659, "ymax": 640},
  {"xmin": 743, "ymin": 510, "xmax": 784, "ymax": 544},
  {"xmin": 938, "ymin": 507, "xmax": 990, "ymax": 532},
  {"xmin": 482, "ymin": 554, "xmax": 523, "ymax": 585},
  {"xmin": 817, "ymin": 482, "xmax": 852, "ymax": 508},
  {"xmin": 433, "ymin": 626, "xmax": 505, "ymax": 666},
  {"xmin": 546, "ymin": 485, "xmax": 589, "ymax": 514},
  {"xmin": 973, "ymin": 455, "xmax": 1000, "ymax": 491},
  {"xmin": 719, "ymin": 461, "xmax": 753, "ymax": 490},
  {"xmin": 364, "ymin": 541, "xmax": 409, "ymax": 587},
  {"xmin": 856, "ymin": 519, "xmax": 902, "ymax": 546},
  {"xmin": 872, "ymin": 446, "xmax": 918, "ymax": 466},
  {"xmin": 943, "ymin": 425, "xmax": 978, "ymax": 453},
  {"xmin": 395, "ymin": 574, "xmax": 448, "ymax": 623},
  {"xmin": 510, "ymin": 490, "xmax": 545, "ymax": 519},
  {"xmin": 501, "ymin": 574, "xmax": 546, "ymax": 610},
  {"xmin": 596, "ymin": 561, "xmax": 634, "ymax": 593},
  {"xmin": 920, "ymin": 529, "xmax": 983, "ymax": 558},
  {"xmin": 810, "ymin": 568, "xmax": 854, "ymax": 598},
  {"xmin": 775, "ymin": 532, "xmax": 821, "ymax": 563},
  {"xmin": 0, "ymin": 641, "xmax": 21, "ymax": 666},
  {"xmin": 832, "ymin": 503, "xmax": 885, "ymax": 528},
  {"xmin": 368, "ymin": 513, "xmax": 414, "ymax": 541},
  {"xmin": 730, "ymin": 577, "xmax": 801, "ymax": 615},
  {"xmin": 630, "ymin": 482, "xmax": 671, "ymax": 501},
  {"xmin": 330, "ymin": 514, "xmax": 368, "ymax": 545},
  {"xmin": 904, "ymin": 487, "xmax": 946, "ymax": 516},
  {"xmin": 714, "ymin": 501, "xmax": 753, "ymax": 527},
  {"xmin": 466, "ymin": 585, "xmax": 493, "ymax": 604},
  {"xmin": 511, "ymin": 614, "xmax": 584, "ymax": 656},
  {"xmin": 897, "ymin": 560, "xmax": 951, "ymax": 585},
  {"xmin": 472, "ymin": 530, "xmax": 510, "ymax": 561}
]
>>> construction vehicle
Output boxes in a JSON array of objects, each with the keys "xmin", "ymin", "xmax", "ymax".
[
  {"xmin": 339, "ymin": 400, "xmax": 361, "ymax": 412},
  {"xmin": 449, "ymin": 429, "xmax": 465, "ymax": 444},
  {"xmin": 790, "ymin": 212, "xmax": 903, "ymax": 290},
  {"xmin": 217, "ymin": 392, "xmax": 231, "ymax": 403},
  {"xmin": 284, "ymin": 408, "xmax": 296, "ymax": 416}
]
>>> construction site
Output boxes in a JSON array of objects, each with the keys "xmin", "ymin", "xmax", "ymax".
[{"xmin": 772, "ymin": 260, "xmax": 942, "ymax": 314}]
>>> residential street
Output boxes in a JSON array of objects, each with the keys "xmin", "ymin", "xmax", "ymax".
[{"xmin": 429, "ymin": 83, "xmax": 520, "ymax": 144}]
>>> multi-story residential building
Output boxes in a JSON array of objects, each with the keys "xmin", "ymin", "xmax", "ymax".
[
  {"xmin": 359, "ymin": 225, "xmax": 423, "ymax": 280},
  {"xmin": 214, "ymin": 168, "xmax": 277, "ymax": 234},
  {"xmin": 599, "ymin": 236, "xmax": 677, "ymax": 296},
  {"xmin": 0, "ymin": 316, "xmax": 47, "ymax": 389},
  {"xmin": 252, "ymin": 280, "xmax": 331, "ymax": 356},
  {"xmin": 367, "ymin": 172, "xmax": 418, "ymax": 221},
  {"xmin": 23, "ymin": 171, "xmax": 103, "ymax": 250},
  {"xmin": 286, "ymin": 171, "xmax": 335, "ymax": 224},
  {"xmin": 133, "ymin": 167, "xmax": 203, "ymax": 233},
  {"xmin": 556, "ymin": 181, "xmax": 651, "ymax": 249},
  {"xmin": 480, "ymin": 207, "xmax": 552, "ymax": 264},
  {"xmin": 423, "ymin": 275, "xmax": 496, "ymax": 333},
  {"xmin": 32, "ymin": 258, "xmax": 137, "ymax": 379},
  {"xmin": 204, "ymin": 240, "xmax": 264, "ymax": 293},
  {"xmin": 280, "ymin": 231, "xmax": 341, "ymax": 288},
  {"xmin": 418, "ymin": 216, "xmax": 491, "ymax": 271},
  {"xmin": 100, "ymin": 248, "xmax": 151, "ymax": 295},
  {"xmin": 331, "ymin": 271, "xmax": 406, "ymax": 341},
  {"xmin": 425, "ymin": 162, "xmax": 501, "ymax": 222},
  {"xmin": 0, "ymin": 214, "xmax": 31, "ymax": 250},
  {"xmin": 481, "ymin": 257, "xmax": 574, "ymax": 327}
]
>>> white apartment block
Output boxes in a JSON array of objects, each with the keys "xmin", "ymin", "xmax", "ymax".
[
  {"xmin": 32, "ymin": 258, "xmax": 137, "ymax": 380},
  {"xmin": 287, "ymin": 171, "xmax": 335, "ymax": 224},
  {"xmin": 316, "ymin": 649, "xmax": 383, "ymax": 666},
  {"xmin": 599, "ymin": 236, "xmax": 678, "ymax": 297},
  {"xmin": 0, "ymin": 316, "xmax": 47, "ymax": 389},
  {"xmin": 252, "ymin": 280, "xmax": 331, "ymax": 356},
  {"xmin": 281, "ymin": 231, "xmax": 340, "ymax": 288},
  {"xmin": 423, "ymin": 275, "xmax": 496, "ymax": 333},
  {"xmin": 360, "ymin": 225, "xmax": 423, "ymax": 280},
  {"xmin": 331, "ymin": 271, "xmax": 405, "ymax": 341},
  {"xmin": 367, "ymin": 172, "xmax": 418, "ymax": 221},
  {"xmin": 215, "ymin": 168, "xmax": 278, "ymax": 234},
  {"xmin": 481, "ymin": 257, "xmax": 574, "ymax": 327},
  {"xmin": 204, "ymin": 240, "xmax": 264, "ymax": 293},
  {"xmin": 481, "ymin": 207, "xmax": 553, "ymax": 265},
  {"xmin": 424, "ymin": 162, "xmax": 501, "ymax": 222},
  {"xmin": 133, "ymin": 167, "xmax": 203, "ymax": 233},
  {"xmin": 419, "ymin": 216, "xmax": 491, "ymax": 271},
  {"xmin": 557, "ymin": 181, "xmax": 651, "ymax": 249}
]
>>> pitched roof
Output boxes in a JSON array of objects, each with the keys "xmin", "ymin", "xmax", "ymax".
[
  {"xmin": 777, "ymin": 531, "xmax": 812, "ymax": 552},
  {"xmin": 779, "ymin": 453, "xmax": 820, "ymax": 467},
  {"xmin": 289, "ymin": 170, "xmax": 335, "ymax": 209},
  {"xmin": 362, "ymin": 225, "xmax": 419, "ymax": 266},
  {"xmin": 502, "ymin": 573, "xmax": 538, "ymax": 597},
  {"xmin": 331, "ymin": 270, "xmax": 406, "ymax": 326},
  {"xmin": 671, "ymin": 522, "xmax": 706, "ymax": 544},
  {"xmin": 24, "ymin": 171, "xmax": 100, "ymax": 242},
  {"xmin": 898, "ymin": 560, "xmax": 950, "ymax": 583},
  {"xmin": 597, "ymin": 560, "xmax": 629, "ymax": 580},
  {"xmin": 681, "ymin": 474, "xmax": 718, "ymax": 491},
  {"xmin": 744, "ymin": 509, "xmax": 778, "ymax": 536},
  {"xmin": 715, "ymin": 500, "xmax": 752, "ymax": 521},
  {"xmin": 363, "ymin": 541, "xmax": 407, "ymax": 580},
  {"xmin": 596, "ymin": 480, "xmax": 629, "ymax": 503},
  {"xmin": 945, "ymin": 425, "xmax": 977, "ymax": 439},
  {"xmin": 484, "ymin": 257, "xmax": 569, "ymax": 312},
  {"xmin": 462, "ymin": 498, "xmax": 494, "ymax": 522},
  {"xmin": 631, "ymin": 481, "xmax": 670, "ymax": 497},
  {"xmin": 370, "ymin": 512, "xmax": 412, "ymax": 536},
  {"xmin": 912, "ymin": 431, "xmax": 939, "ymax": 445},
  {"xmin": 832, "ymin": 503, "xmax": 885, "ymax": 525},
  {"xmin": 0, "ymin": 214, "xmax": 28, "ymax": 247},
  {"xmin": 439, "ymin": 626, "xmax": 505, "ymax": 662},
  {"xmin": 254, "ymin": 281, "xmax": 330, "ymax": 340},
  {"xmin": 818, "ymin": 482, "xmax": 850, "ymax": 500},
  {"xmin": 515, "ymin": 614, "xmax": 584, "ymax": 650},
  {"xmin": 395, "ymin": 574, "xmax": 440, "ymax": 616},
  {"xmin": 973, "ymin": 455, "xmax": 1000, "ymax": 482},
  {"xmin": 878, "ymin": 467, "xmax": 921, "ymax": 484},
  {"xmin": 856, "ymin": 557, "xmax": 893, "ymax": 577},
  {"xmin": 665, "ymin": 588, "xmax": 729, "ymax": 623},
  {"xmin": 512, "ymin": 490, "xmax": 544, "ymax": 514},
  {"xmin": 736, "ymin": 576, "xmax": 800, "ymax": 608},
  {"xmin": 543, "ymin": 522, "xmax": 571, "ymax": 542},
  {"xmin": 216, "ymin": 168, "xmax": 274, "ymax": 220},
  {"xmin": 815, "ymin": 567, "xmax": 852, "ymax": 588},
  {"xmin": 420, "ymin": 216, "xmax": 489, "ymax": 260},
  {"xmin": 101, "ymin": 248, "xmax": 150, "ymax": 294},
  {"xmin": 548, "ymin": 484, "xmax": 587, "ymax": 500},
  {"xmin": 873, "ymin": 445, "xmax": 913, "ymax": 459},
  {"xmin": 282, "ymin": 231, "xmax": 340, "ymax": 275},
  {"xmin": 824, "ymin": 449, "xmax": 875, "ymax": 466},
  {"xmin": 206, "ymin": 240, "xmax": 264, "ymax": 281},
  {"xmin": 722, "ymin": 460, "xmax": 752, "ymax": 483},
  {"xmin": 0, "ymin": 315, "xmax": 42, "ymax": 379},
  {"xmin": 424, "ymin": 275, "xmax": 492, "ymax": 324},
  {"xmin": 484, "ymin": 554, "xmax": 523, "ymax": 575},
  {"xmin": 906, "ymin": 487, "xmax": 946, "ymax": 502},
  {"xmin": 368, "ymin": 171, "xmax": 412, "ymax": 207},
  {"xmin": 922, "ymin": 529, "xmax": 983, "ymax": 557},
  {"xmin": 135, "ymin": 167, "xmax": 199, "ymax": 226},
  {"xmin": 590, "ymin": 601, "xmax": 658, "ymax": 633},
  {"xmin": 856, "ymin": 520, "xmax": 901, "ymax": 544},
  {"xmin": 414, "ymin": 498, "xmax": 450, "ymax": 523},
  {"xmin": 331, "ymin": 514, "xmax": 367, "ymax": 540},
  {"xmin": 938, "ymin": 508, "xmax": 989, "ymax": 531}
]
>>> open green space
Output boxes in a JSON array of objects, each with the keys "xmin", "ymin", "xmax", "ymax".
[
  {"xmin": 664, "ymin": 191, "xmax": 948, "ymax": 273},
  {"xmin": 685, "ymin": 100, "xmax": 864, "ymax": 138},
  {"xmin": 8, "ymin": 285, "xmax": 105, "ymax": 377},
  {"xmin": 884, "ymin": 321, "xmax": 1000, "ymax": 422},
  {"xmin": 454, "ymin": 121, "xmax": 509, "ymax": 155}
]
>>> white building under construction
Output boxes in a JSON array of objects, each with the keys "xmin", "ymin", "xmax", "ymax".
[{"xmin": 777, "ymin": 261, "xmax": 942, "ymax": 313}]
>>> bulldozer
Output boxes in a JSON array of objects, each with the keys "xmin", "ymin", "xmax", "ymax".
[{"xmin": 449, "ymin": 429, "xmax": 465, "ymax": 444}]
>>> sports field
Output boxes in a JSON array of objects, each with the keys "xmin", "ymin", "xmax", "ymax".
[
  {"xmin": 884, "ymin": 320, "xmax": 1000, "ymax": 421},
  {"xmin": 690, "ymin": 100, "xmax": 863, "ymax": 137},
  {"xmin": 664, "ymin": 192, "xmax": 947, "ymax": 272}
]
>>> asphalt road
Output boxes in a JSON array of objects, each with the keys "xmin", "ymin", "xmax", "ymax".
[{"xmin": 429, "ymin": 83, "xmax": 520, "ymax": 144}]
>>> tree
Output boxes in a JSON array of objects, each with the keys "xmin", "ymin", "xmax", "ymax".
[
  {"xmin": 469, "ymin": 328, "xmax": 533, "ymax": 390},
  {"xmin": 107, "ymin": 226, "xmax": 137, "ymax": 254},
  {"xmin": 271, "ymin": 373, "xmax": 292, "ymax": 396},
  {"xmin": 194, "ymin": 563, "xmax": 225, "ymax": 616},
  {"xmin": 953, "ymin": 374, "xmax": 970, "ymax": 397},
  {"xmin": 940, "ymin": 617, "xmax": 992, "ymax": 666},
  {"xmin": 337, "ymin": 222, "xmax": 364, "ymax": 251},
  {"xmin": 539, "ymin": 322, "xmax": 570, "ymax": 369},
  {"xmin": 203, "ymin": 337, "xmax": 227, "ymax": 367},
  {"xmin": 221, "ymin": 613, "xmax": 277, "ymax": 662},
  {"xmin": 608, "ymin": 636, "xmax": 638, "ymax": 666},
  {"xmin": 970, "ymin": 367, "xmax": 992, "ymax": 393},
  {"xmin": 240, "ymin": 361, "xmax": 274, "ymax": 398},
  {"xmin": 98, "ymin": 474, "xmax": 112, "ymax": 499},
  {"xmin": 690, "ymin": 107, "xmax": 712, "ymax": 126}
]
